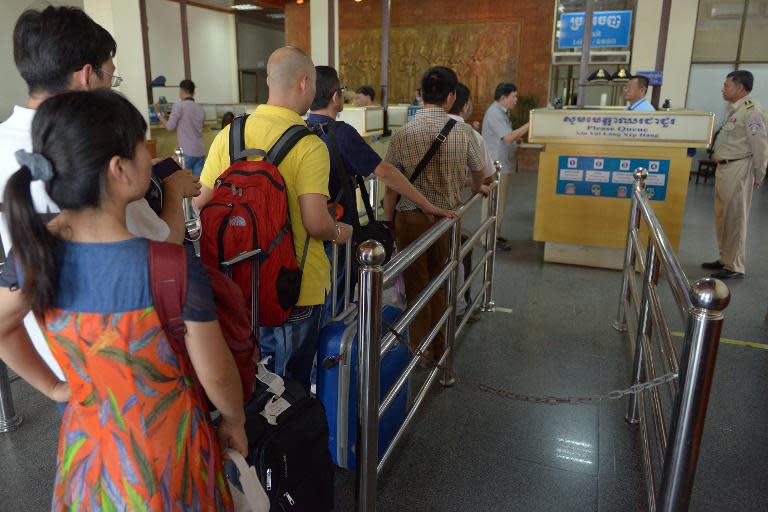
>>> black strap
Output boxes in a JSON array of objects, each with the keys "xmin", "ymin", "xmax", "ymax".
[
  {"xmin": 395, "ymin": 118, "xmax": 456, "ymax": 211},
  {"xmin": 229, "ymin": 114, "xmax": 249, "ymax": 163},
  {"xmin": 267, "ymin": 125, "xmax": 313, "ymax": 166},
  {"xmin": 321, "ymin": 122, "xmax": 371, "ymax": 228}
]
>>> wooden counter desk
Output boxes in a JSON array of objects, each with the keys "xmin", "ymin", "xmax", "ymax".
[{"xmin": 529, "ymin": 109, "xmax": 715, "ymax": 269}]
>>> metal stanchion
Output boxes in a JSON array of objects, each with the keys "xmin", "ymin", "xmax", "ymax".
[
  {"xmin": 355, "ymin": 240, "xmax": 385, "ymax": 512},
  {"xmin": 614, "ymin": 168, "xmax": 647, "ymax": 332},
  {"xmin": 626, "ymin": 238, "xmax": 660, "ymax": 424},
  {"xmin": 0, "ymin": 361, "xmax": 22, "ymax": 433},
  {"xmin": 482, "ymin": 163, "xmax": 502, "ymax": 312},
  {"xmin": 175, "ymin": 147, "xmax": 201, "ymax": 242},
  {"xmin": 657, "ymin": 278, "xmax": 729, "ymax": 511},
  {"xmin": 441, "ymin": 222, "xmax": 461, "ymax": 387}
]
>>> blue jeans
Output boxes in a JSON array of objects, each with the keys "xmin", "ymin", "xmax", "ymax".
[
  {"xmin": 185, "ymin": 155, "xmax": 205, "ymax": 177},
  {"xmin": 259, "ymin": 304, "xmax": 324, "ymax": 392}
]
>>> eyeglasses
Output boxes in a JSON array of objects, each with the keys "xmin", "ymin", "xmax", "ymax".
[
  {"xmin": 96, "ymin": 67, "xmax": 123, "ymax": 88},
  {"xmin": 336, "ymin": 85, "xmax": 347, "ymax": 94}
]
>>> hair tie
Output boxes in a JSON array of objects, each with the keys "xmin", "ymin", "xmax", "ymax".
[{"xmin": 15, "ymin": 149, "xmax": 54, "ymax": 182}]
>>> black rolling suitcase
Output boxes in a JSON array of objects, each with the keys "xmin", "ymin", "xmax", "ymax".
[{"xmin": 245, "ymin": 375, "xmax": 335, "ymax": 511}]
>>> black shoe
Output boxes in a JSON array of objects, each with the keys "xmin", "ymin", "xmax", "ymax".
[
  {"xmin": 497, "ymin": 236, "xmax": 509, "ymax": 243},
  {"xmin": 710, "ymin": 269, "xmax": 744, "ymax": 280},
  {"xmin": 701, "ymin": 260, "xmax": 724, "ymax": 270},
  {"xmin": 495, "ymin": 240, "xmax": 511, "ymax": 252}
]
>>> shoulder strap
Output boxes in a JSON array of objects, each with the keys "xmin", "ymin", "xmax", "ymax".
[
  {"xmin": 148, "ymin": 241, "xmax": 189, "ymax": 349},
  {"xmin": 323, "ymin": 122, "xmax": 368, "ymax": 227},
  {"xmin": 410, "ymin": 118, "xmax": 457, "ymax": 185},
  {"xmin": 394, "ymin": 118, "xmax": 457, "ymax": 211},
  {"xmin": 267, "ymin": 125, "xmax": 314, "ymax": 167},
  {"xmin": 229, "ymin": 114, "xmax": 249, "ymax": 164}
]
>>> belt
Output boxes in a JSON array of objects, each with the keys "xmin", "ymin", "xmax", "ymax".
[{"xmin": 715, "ymin": 156, "xmax": 750, "ymax": 165}]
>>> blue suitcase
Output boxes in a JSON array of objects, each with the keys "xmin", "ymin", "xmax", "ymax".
[{"xmin": 316, "ymin": 304, "xmax": 409, "ymax": 469}]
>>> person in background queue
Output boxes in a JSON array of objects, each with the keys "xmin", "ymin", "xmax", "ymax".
[
  {"xmin": 196, "ymin": 47, "xmax": 353, "ymax": 391},
  {"xmin": 384, "ymin": 66, "xmax": 486, "ymax": 366},
  {"xmin": 306, "ymin": 66, "xmax": 453, "ymax": 319},
  {"xmin": 624, "ymin": 75, "xmax": 655, "ymax": 112},
  {"xmin": 481, "ymin": 82, "xmax": 529, "ymax": 251},
  {"xmin": 353, "ymin": 85, "xmax": 375, "ymax": 106},
  {"xmin": 154, "ymin": 79, "xmax": 207, "ymax": 176}
]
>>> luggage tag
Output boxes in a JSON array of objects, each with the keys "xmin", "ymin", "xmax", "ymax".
[
  {"xmin": 256, "ymin": 357, "xmax": 285, "ymax": 397},
  {"xmin": 255, "ymin": 358, "xmax": 290, "ymax": 425}
]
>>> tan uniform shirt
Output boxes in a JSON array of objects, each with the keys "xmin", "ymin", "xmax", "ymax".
[{"xmin": 713, "ymin": 94, "xmax": 768, "ymax": 185}]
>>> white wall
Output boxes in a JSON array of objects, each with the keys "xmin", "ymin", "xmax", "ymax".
[
  {"xmin": 0, "ymin": 0, "xmax": 84, "ymax": 120},
  {"xmin": 237, "ymin": 22, "xmax": 284, "ymax": 70},
  {"xmin": 84, "ymin": 0, "xmax": 150, "ymax": 126},
  {"xmin": 630, "ymin": 0, "xmax": 699, "ymax": 109},
  {"xmin": 146, "ymin": 0, "xmax": 238, "ymax": 104}
]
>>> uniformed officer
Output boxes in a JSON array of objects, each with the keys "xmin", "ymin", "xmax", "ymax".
[
  {"xmin": 624, "ymin": 75, "xmax": 655, "ymax": 112},
  {"xmin": 702, "ymin": 70, "xmax": 768, "ymax": 279}
]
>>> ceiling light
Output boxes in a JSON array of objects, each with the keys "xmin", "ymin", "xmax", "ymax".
[
  {"xmin": 232, "ymin": 3, "xmax": 263, "ymax": 10},
  {"xmin": 296, "ymin": 0, "xmax": 304, "ymax": 4}
]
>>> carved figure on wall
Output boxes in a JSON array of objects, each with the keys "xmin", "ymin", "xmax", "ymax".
[{"xmin": 340, "ymin": 21, "xmax": 521, "ymax": 109}]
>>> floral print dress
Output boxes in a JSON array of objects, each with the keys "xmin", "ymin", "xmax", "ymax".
[{"xmin": 1, "ymin": 239, "xmax": 233, "ymax": 511}]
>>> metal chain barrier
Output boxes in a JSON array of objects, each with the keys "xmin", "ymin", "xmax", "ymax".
[{"xmin": 398, "ymin": 327, "xmax": 680, "ymax": 406}]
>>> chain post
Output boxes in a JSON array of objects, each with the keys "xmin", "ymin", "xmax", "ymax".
[
  {"xmin": 626, "ymin": 234, "xmax": 659, "ymax": 424},
  {"xmin": 482, "ymin": 163, "xmax": 502, "ymax": 312},
  {"xmin": 657, "ymin": 278, "xmax": 729, "ymax": 512},
  {"xmin": 614, "ymin": 167, "xmax": 647, "ymax": 332},
  {"xmin": 0, "ymin": 361, "xmax": 22, "ymax": 433},
  {"xmin": 355, "ymin": 240, "xmax": 385, "ymax": 512},
  {"xmin": 441, "ymin": 221, "xmax": 461, "ymax": 387}
]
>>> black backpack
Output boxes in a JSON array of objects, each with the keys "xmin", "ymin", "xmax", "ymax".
[{"xmin": 246, "ymin": 378, "xmax": 334, "ymax": 511}]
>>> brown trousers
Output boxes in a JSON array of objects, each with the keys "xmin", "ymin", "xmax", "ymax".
[{"xmin": 394, "ymin": 210, "xmax": 450, "ymax": 360}]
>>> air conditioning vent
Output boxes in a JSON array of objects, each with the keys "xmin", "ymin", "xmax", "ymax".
[
  {"xmin": 552, "ymin": 51, "xmax": 631, "ymax": 65},
  {"xmin": 710, "ymin": 3, "xmax": 744, "ymax": 19}
]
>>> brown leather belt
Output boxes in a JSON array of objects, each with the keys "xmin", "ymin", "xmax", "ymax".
[{"xmin": 716, "ymin": 156, "xmax": 750, "ymax": 165}]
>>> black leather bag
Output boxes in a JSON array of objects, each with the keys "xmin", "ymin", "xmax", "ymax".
[{"xmin": 320, "ymin": 122, "xmax": 396, "ymax": 263}]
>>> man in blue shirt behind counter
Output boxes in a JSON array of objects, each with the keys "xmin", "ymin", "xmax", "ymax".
[
  {"xmin": 306, "ymin": 66, "xmax": 452, "ymax": 319},
  {"xmin": 624, "ymin": 75, "xmax": 656, "ymax": 112}
]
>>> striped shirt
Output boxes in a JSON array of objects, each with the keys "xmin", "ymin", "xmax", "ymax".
[{"xmin": 386, "ymin": 107, "xmax": 484, "ymax": 211}]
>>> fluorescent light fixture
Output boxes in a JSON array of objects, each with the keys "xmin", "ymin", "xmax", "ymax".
[
  {"xmin": 266, "ymin": 12, "xmax": 285, "ymax": 19},
  {"xmin": 232, "ymin": 3, "xmax": 263, "ymax": 10}
]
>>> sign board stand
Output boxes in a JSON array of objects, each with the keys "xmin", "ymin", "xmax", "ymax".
[{"xmin": 528, "ymin": 109, "xmax": 714, "ymax": 269}]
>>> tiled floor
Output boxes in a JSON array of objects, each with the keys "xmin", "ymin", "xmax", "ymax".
[{"xmin": 1, "ymin": 170, "xmax": 767, "ymax": 511}]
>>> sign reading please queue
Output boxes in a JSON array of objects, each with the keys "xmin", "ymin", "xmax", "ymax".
[{"xmin": 528, "ymin": 109, "xmax": 715, "ymax": 148}]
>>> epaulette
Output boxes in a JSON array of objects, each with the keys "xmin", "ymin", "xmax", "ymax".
[{"xmin": 745, "ymin": 99, "xmax": 754, "ymax": 109}]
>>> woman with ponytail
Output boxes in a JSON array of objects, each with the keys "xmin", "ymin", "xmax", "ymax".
[{"xmin": 0, "ymin": 90, "xmax": 244, "ymax": 511}]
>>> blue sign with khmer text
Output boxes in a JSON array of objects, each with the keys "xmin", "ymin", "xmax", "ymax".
[{"xmin": 559, "ymin": 10, "xmax": 633, "ymax": 49}]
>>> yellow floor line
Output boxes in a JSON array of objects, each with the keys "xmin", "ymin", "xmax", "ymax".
[{"xmin": 670, "ymin": 331, "xmax": 768, "ymax": 351}]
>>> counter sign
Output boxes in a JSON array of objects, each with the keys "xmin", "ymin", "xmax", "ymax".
[{"xmin": 557, "ymin": 156, "xmax": 670, "ymax": 201}]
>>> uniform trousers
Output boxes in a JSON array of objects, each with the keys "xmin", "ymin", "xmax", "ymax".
[
  {"xmin": 714, "ymin": 159, "xmax": 754, "ymax": 274},
  {"xmin": 394, "ymin": 210, "xmax": 450, "ymax": 360}
]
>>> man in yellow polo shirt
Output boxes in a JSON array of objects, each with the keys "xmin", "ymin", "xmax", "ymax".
[{"xmin": 196, "ymin": 46, "xmax": 352, "ymax": 390}]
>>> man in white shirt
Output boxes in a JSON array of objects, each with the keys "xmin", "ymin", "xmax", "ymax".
[
  {"xmin": 624, "ymin": 75, "xmax": 656, "ymax": 112},
  {"xmin": 482, "ymin": 82, "xmax": 529, "ymax": 251},
  {"xmin": 0, "ymin": 6, "xmax": 199, "ymax": 380}
]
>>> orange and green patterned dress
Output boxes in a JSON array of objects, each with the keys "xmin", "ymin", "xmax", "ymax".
[{"xmin": 5, "ymin": 239, "xmax": 233, "ymax": 511}]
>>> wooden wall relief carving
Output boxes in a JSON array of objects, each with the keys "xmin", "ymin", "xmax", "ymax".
[{"xmin": 339, "ymin": 21, "xmax": 521, "ymax": 111}]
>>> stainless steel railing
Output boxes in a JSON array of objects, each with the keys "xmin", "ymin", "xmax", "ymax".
[
  {"xmin": 354, "ymin": 168, "xmax": 500, "ymax": 511},
  {"xmin": 0, "ymin": 210, "xmax": 23, "ymax": 433},
  {"xmin": 613, "ymin": 168, "xmax": 730, "ymax": 512}
]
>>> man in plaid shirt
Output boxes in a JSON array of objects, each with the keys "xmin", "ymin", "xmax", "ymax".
[{"xmin": 384, "ymin": 66, "xmax": 487, "ymax": 364}]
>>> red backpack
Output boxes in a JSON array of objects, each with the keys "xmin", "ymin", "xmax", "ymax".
[
  {"xmin": 199, "ymin": 115, "xmax": 313, "ymax": 327},
  {"xmin": 148, "ymin": 241, "xmax": 258, "ymax": 406}
]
